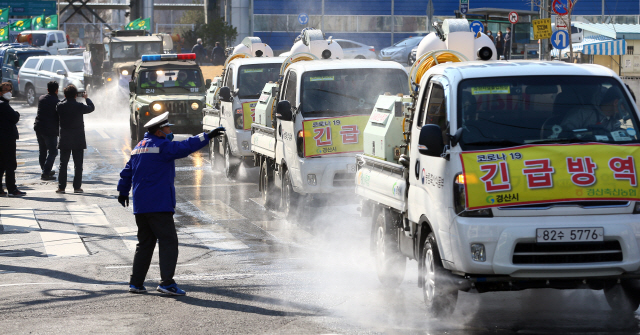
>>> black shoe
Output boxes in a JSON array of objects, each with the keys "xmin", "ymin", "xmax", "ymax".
[
  {"xmin": 41, "ymin": 174, "xmax": 56, "ymax": 181},
  {"xmin": 8, "ymin": 190, "xmax": 26, "ymax": 197},
  {"xmin": 55, "ymin": 188, "xmax": 65, "ymax": 194},
  {"xmin": 48, "ymin": 171, "xmax": 56, "ymax": 176}
]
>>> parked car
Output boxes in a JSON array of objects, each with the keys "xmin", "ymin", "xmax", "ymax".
[
  {"xmin": 2, "ymin": 47, "xmax": 50, "ymax": 95},
  {"xmin": 378, "ymin": 36, "xmax": 424, "ymax": 64},
  {"xmin": 16, "ymin": 30, "xmax": 69, "ymax": 55},
  {"xmin": 18, "ymin": 55, "xmax": 84, "ymax": 106},
  {"xmin": 333, "ymin": 39, "xmax": 376, "ymax": 59}
]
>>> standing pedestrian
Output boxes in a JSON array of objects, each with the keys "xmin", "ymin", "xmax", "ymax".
[
  {"xmin": 191, "ymin": 38, "xmax": 206, "ymax": 65},
  {"xmin": 486, "ymin": 30, "xmax": 495, "ymax": 44},
  {"xmin": 503, "ymin": 27, "xmax": 512, "ymax": 60},
  {"xmin": 495, "ymin": 31, "xmax": 504, "ymax": 60},
  {"xmin": 117, "ymin": 112, "xmax": 224, "ymax": 295},
  {"xmin": 56, "ymin": 85, "xmax": 94, "ymax": 194},
  {"xmin": 211, "ymin": 41, "xmax": 226, "ymax": 66},
  {"xmin": 0, "ymin": 82, "xmax": 25, "ymax": 197},
  {"xmin": 34, "ymin": 81, "xmax": 60, "ymax": 181}
]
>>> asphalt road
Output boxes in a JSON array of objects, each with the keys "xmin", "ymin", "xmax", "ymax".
[{"xmin": 2, "ymin": 100, "xmax": 640, "ymax": 334}]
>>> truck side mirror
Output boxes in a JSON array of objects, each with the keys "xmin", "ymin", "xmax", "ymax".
[
  {"xmin": 276, "ymin": 100, "xmax": 292, "ymax": 121},
  {"xmin": 418, "ymin": 124, "xmax": 445, "ymax": 157},
  {"xmin": 128, "ymin": 81, "xmax": 136, "ymax": 93},
  {"xmin": 219, "ymin": 86, "xmax": 231, "ymax": 102},
  {"xmin": 47, "ymin": 40, "xmax": 54, "ymax": 47},
  {"xmin": 205, "ymin": 79, "xmax": 212, "ymax": 89}
]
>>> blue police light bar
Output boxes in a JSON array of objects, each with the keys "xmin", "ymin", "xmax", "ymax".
[{"xmin": 141, "ymin": 53, "xmax": 197, "ymax": 62}]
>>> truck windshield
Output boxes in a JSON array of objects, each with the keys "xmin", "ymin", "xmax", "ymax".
[
  {"xmin": 137, "ymin": 68, "xmax": 204, "ymax": 94},
  {"xmin": 457, "ymin": 76, "xmax": 640, "ymax": 150},
  {"xmin": 111, "ymin": 43, "xmax": 136, "ymax": 60},
  {"xmin": 64, "ymin": 59, "xmax": 84, "ymax": 72},
  {"xmin": 31, "ymin": 33, "xmax": 46, "ymax": 47},
  {"xmin": 237, "ymin": 63, "xmax": 280, "ymax": 99},
  {"xmin": 300, "ymin": 68, "xmax": 408, "ymax": 117}
]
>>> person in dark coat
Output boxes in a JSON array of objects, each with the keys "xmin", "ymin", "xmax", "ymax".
[
  {"xmin": 503, "ymin": 27, "xmax": 512, "ymax": 60},
  {"xmin": 495, "ymin": 31, "xmax": 504, "ymax": 60},
  {"xmin": 191, "ymin": 38, "xmax": 206, "ymax": 65},
  {"xmin": 56, "ymin": 84, "xmax": 95, "ymax": 194},
  {"xmin": 211, "ymin": 42, "xmax": 226, "ymax": 66},
  {"xmin": 34, "ymin": 81, "xmax": 60, "ymax": 181},
  {"xmin": 0, "ymin": 82, "xmax": 25, "ymax": 196}
]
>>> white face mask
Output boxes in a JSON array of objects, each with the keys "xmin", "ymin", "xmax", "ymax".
[{"xmin": 3, "ymin": 92, "xmax": 12, "ymax": 99}]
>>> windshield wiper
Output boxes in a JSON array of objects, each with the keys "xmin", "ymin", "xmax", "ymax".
[{"xmin": 464, "ymin": 140, "xmax": 523, "ymax": 147}]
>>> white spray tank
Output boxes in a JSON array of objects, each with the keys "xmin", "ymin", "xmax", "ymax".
[
  {"xmin": 289, "ymin": 29, "xmax": 343, "ymax": 60},
  {"xmin": 232, "ymin": 36, "xmax": 274, "ymax": 57},
  {"xmin": 415, "ymin": 19, "xmax": 497, "ymax": 63}
]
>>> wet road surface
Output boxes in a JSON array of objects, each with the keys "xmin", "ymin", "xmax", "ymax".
[{"xmin": 1, "ymin": 102, "xmax": 640, "ymax": 334}]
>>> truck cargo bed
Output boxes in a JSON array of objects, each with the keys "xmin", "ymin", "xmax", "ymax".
[
  {"xmin": 251, "ymin": 124, "xmax": 276, "ymax": 159},
  {"xmin": 355, "ymin": 155, "xmax": 407, "ymax": 212}
]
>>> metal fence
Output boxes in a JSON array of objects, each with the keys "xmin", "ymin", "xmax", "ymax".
[{"xmin": 59, "ymin": 23, "xmax": 196, "ymax": 46}]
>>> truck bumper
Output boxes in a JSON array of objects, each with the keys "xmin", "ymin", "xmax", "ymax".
[
  {"xmin": 290, "ymin": 155, "xmax": 356, "ymax": 194},
  {"xmin": 448, "ymin": 212, "xmax": 640, "ymax": 278}
]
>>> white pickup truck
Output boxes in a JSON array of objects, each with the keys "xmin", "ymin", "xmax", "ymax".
[
  {"xmin": 356, "ymin": 54, "xmax": 640, "ymax": 315},
  {"xmin": 251, "ymin": 58, "xmax": 409, "ymax": 218},
  {"xmin": 202, "ymin": 53, "xmax": 283, "ymax": 177}
]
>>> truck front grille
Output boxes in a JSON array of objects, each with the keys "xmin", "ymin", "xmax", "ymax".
[
  {"xmin": 164, "ymin": 101, "xmax": 189, "ymax": 114},
  {"xmin": 333, "ymin": 172, "xmax": 355, "ymax": 187},
  {"xmin": 512, "ymin": 241, "xmax": 622, "ymax": 264}
]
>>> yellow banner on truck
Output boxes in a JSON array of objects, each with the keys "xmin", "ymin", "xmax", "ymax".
[
  {"xmin": 460, "ymin": 143, "xmax": 640, "ymax": 210},
  {"xmin": 242, "ymin": 101, "xmax": 257, "ymax": 130},
  {"xmin": 302, "ymin": 115, "xmax": 369, "ymax": 157}
]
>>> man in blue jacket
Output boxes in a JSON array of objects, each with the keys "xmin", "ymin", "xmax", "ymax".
[{"xmin": 117, "ymin": 112, "xmax": 224, "ymax": 295}]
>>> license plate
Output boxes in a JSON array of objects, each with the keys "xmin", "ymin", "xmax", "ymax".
[
  {"xmin": 536, "ymin": 227, "xmax": 604, "ymax": 243},
  {"xmin": 382, "ymin": 56, "xmax": 391, "ymax": 60},
  {"xmin": 347, "ymin": 164, "xmax": 356, "ymax": 173}
]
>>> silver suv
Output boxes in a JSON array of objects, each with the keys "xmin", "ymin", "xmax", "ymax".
[{"xmin": 18, "ymin": 55, "xmax": 84, "ymax": 106}]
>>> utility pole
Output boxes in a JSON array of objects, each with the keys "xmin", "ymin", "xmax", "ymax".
[{"xmin": 539, "ymin": 0, "xmax": 550, "ymax": 60}]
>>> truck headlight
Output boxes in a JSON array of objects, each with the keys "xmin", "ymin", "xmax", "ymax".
[
  {"xmin": 454, "ymin": 173, "xmax": 492, "ymax": 218},
  {"xmin": 191, "ymin": 102, "xmax": 199, "ymax": 110},
  {"xmin": 296, "ymin": 130, "xmax": 305, "ymax": 158},
  {"xmin": 152, "ymin": 103, "xmax": 162, "ymax": 112},
  {"xmin": 233, "ymin": 108, "xmax": 244, "ymax": 129},
  {"xmin": 121, "ymin": 70, "xmax": 129, "ymax": 76}
]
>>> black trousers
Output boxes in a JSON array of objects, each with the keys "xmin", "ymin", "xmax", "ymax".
[
  {"xmin": 36, "ymin": 133, "xmax": 57, "ymax": 174},
  {"xmin": 130, "ymin": 212, "xmax": 179, "ymax": 287},
  {"xmin": 0, "ymin": 140, "xmax": 17, "ymax": 193},
  {"xmin": 58, "ymin": 148, "xmax": 83, "ymax": 190}
]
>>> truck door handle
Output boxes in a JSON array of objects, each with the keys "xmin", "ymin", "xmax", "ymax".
[{"xmin": 415, "ymin": 160, "xmax": 420, "ymax": 180}]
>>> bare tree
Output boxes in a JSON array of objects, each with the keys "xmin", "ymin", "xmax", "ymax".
[{"xmin": 530, "ymin": 0, "xmax": 580, "ymax": 62}]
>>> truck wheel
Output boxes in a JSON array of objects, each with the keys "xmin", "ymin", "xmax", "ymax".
[
  {"xmin": 209, "ymin": 138, "xmax": 221, "ymax": 170},
  {"xmin": 224, "ymin": 142, "xmax": 239, "ymax": 178},
  {"xmin": 282, "ymin": 169, "xmax": 298, "ymax": 220},
  {"xmin": 25, "ymin": 85, "xmax": 36, "ymax": 106},
  {"xmin": 604, "ymin": 281, "xmax": 640, "ymax": 312},
  {"xmin": 422, "ymin": 232, "xmax": 458, "ymax": 317},
  {"xmin": 260, "ymin": 160, "xmax": 279, "ymax": 210},
  {"xmin": 374, "ymin": 208, "xmax": 406, "ymax": 288}
]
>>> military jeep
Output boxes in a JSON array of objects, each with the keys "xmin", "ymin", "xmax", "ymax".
[{"xmin": 128, "ymin": 53, "xmax": 209, "ymax": 146}]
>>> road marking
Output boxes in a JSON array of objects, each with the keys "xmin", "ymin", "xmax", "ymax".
[
  {"xmin": 113, "ymin": 226, "xmax": 138, "ymax": 251},
  {"xmin": 39, "ymin": 229, "xmax": 89, "ymax": 257},
  {"xmin": 181, "ymin": 227, "xmax": 249, "ymax": 251},
  {"xmin": 67, "ymin": 204, "xmax": 110, "ymax": 227},
  {"xmin": 95, "ymin": 129, "xmax": 110, "ymax": 139},
  {"xmin": 0, "ymin": 208, "xmax": 39, "ymax": 231},
  {"xmin": 190, "ymin": 199, "xmax": 246, "ymax": 221}
]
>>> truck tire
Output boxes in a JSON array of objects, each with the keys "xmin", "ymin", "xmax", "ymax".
[
  {"xmin": 282, "ymin": 169, "xmax": 299, "ymax": 220},
  {"xmin": 260, "ymin": 160, "xmax": 279, "ymax": 210},
  {"xmin": 374, "ymin": 208, "xmax": 406, "ymax": 288},
  {"xmin": 25, "ymin": 84, "xmax": 36, "ymax": 106},
  {"xmin": 422, "ymin": 232, "xmax": 458, "ymax": 317},
  {"xmin": 209, "ymin": 138, "xmax": 221, "ymax": 170},
  {"xmin": 224, "ymin": 142, "xmax": 239, "ymax": 178},
  {"xmin": 604, "ymin": 281, "xmax": 640, "ymax": 312}
]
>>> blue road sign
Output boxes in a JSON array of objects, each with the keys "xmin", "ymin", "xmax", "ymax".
[
  {"xmin": 298, "ymin": 13, "xmax": 309, "ymax": 25},
  {"xmin": 470, "ymin": 20, "xmax": 484, "ymax": 34},
  {"xmin": 460, "ymin": 4, "xmax": 468, "ymax": 15},
  {"xmin": 551, "ymin": 30, "xmax": 569, "ymax": 49}
]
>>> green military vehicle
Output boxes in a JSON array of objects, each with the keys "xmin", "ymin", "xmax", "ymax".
[{"xmin": 128, "ymin": 53, "xmax": 210, "ymax": 146}]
